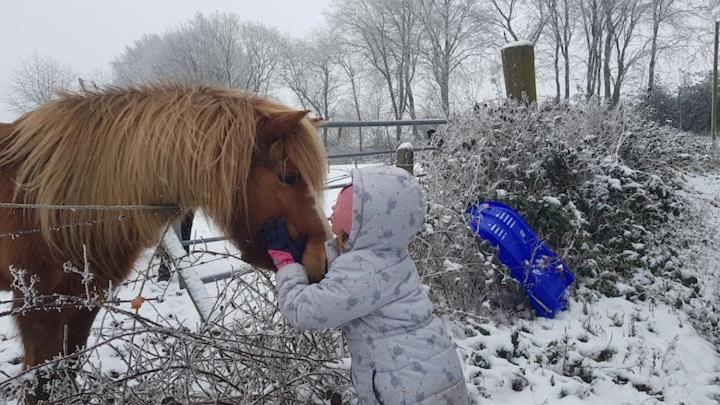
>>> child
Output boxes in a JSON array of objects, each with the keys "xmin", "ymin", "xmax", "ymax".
[{"xmin": 263, "ymin": 166, "xmax": 469, "ymax": 405}]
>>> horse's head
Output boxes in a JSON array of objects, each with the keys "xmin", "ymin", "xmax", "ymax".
[
  {"xmin": 0, "ymin": 86, "xmax": 331, "ymax": 282},
  {"xmin": 228, "ymin": 106, "xmax": 330, "ymax": 282}
]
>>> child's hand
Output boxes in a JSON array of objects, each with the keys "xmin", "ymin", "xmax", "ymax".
[
  {"xmin": 262, "ymin": 218, "xmax": 308, "ymax": 270},
  {"xmin": 334, "ymin": 231, "xmax": 349, "ymax": 253}
]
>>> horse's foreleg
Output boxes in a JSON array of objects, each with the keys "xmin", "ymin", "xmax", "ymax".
[
  {"xmin": 14, "ymin": 308, "xmax": 66, "ymax": 369},
  {"xmin": 57, "ymin": 306, "xmax": 100, "ymax": 398},
  {"xmin": 14, "ymin": 305, "xmax": 67, "ymax": 402},
  {"xmin": 63, "ymin": 306, "xmax": 100, "ymax": 366},
  {"xmin": 15, "ymin": 304, "xmax": 99, "ymax": 401}
]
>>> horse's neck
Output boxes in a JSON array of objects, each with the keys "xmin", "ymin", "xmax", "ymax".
[
  {"xmin": 0, "ymin": 123, "xmax": 18, "ymax": 177},
  {"xmin": 0, "ymin": 123, "xmax": 12, "ymax": 139},
  {"xmin": 0, "ymin": 123, "xmax": 15, "ymax": 148}
]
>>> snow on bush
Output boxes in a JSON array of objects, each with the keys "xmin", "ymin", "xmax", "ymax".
[
  {"xmin": 415, "ymin": 101, "xmax": 713, "ymax": 314},
  {"xmin": 412, "ymin": 101, "xmax": 720, "ymax": 403}
]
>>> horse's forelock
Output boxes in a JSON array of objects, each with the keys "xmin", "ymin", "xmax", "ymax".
[{"xmin": 268, "ymin": 118, "xmax": 327, "ymax": 202}]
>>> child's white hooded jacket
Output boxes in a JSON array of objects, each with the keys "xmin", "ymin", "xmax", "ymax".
[{"xmin": 276, "ymin": 166, "xmax": 468, "ymax": 404}]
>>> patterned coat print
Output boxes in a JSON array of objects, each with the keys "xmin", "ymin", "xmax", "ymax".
[{"xmin": 276, "ymin": 166, "xmax": 469, "ymax": 405}]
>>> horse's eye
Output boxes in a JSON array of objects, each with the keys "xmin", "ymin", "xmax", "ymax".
[{"xmin": 278, "ymin": 173, "xmax": 298, "ymax": 186}]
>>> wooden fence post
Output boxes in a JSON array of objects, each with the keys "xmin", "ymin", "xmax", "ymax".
[
  {"xmin": 501, "ymin": 41, "xmax": 537, "ymax": 104},
  {"xmin": 396, "ymin": 142, "xmax": 414, "ymax": 175}
]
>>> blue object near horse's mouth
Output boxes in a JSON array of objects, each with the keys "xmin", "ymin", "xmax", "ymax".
[{"xmin": 466, "ymin": 201, "xmax": 575, "ymax": 318}]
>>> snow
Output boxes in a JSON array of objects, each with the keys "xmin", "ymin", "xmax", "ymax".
[
  {"xmin": 542, "ymin": 196, "xmax": 562, "ymax": 207},
  {"xmin": 397, "ymin": 141, "xmax": 413, "ymax": 150},
  {"xmin": 453, "ymin": 296, "xmax": 720, "ymax": 404},
  {"xmin": 608, "ymin": 177, "xmax": 622, "ymax": 191},
  {"xmin": 501, "ymin": 40, "xmax": 534, "ymax": 50},
  {"xmin": 443, "ymin": 259, "xmax": 464, "ymax": 272},
  {"xmin": 2, "ymin": 169, "xmax": 720, "ymax": 403}
]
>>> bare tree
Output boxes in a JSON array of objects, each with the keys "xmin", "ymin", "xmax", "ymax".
[
  {"xmin": 580, "ymin": 0, "xmax": 605, "ymax": 98},
  {"xmin": 338, "ymin": 50, "xmax": 365, "ymax": 124},
  {"xmin": 112, "ymin": 34, "xmax": 167, "ymax": 86},
  {"xmin": 648, "ymin": 0, "xmax": 673, "ymax": 92},
  {"xmin": 283, "ymin": 32, "xmax": 342, "ymax": 119},
  {"xmin": 337, "ymin": 47, "xmax": 367, "ymax": 148},
  {"xmin": 602, "ymin": 0, "xmax": 618, "ymax": 103},
  {"xmin": 490, "ymin": 0, "xmax": 547, "ymax": 44},
  {"xmin": 329, "ymin": 0, "xmax": 423, "ymax": 142},
  {"xmin": 111, "ymin": 12, "xmax": 285, "ymax": 94},
  {"xmin": 645, "ymin": 0, "xmax": 697, "ymax": 92},
  {"xmin": 238, "ymin": 22, "xmax": 286, "ymax": 94},
  {"xmin": 282, "ymin": 30, "xmax": 342, "ymax": 144},
  {"xmin": 545, "ymin": 0, "xmax": 576, "ymax": 101},
  {"xmin": 3, "ymin": 51, "xmax": 77, "ymax": 115},
  {"xmin": 603, "ymin": 0, "xmax": 650, "ymax": 105},
  {"xmin": 164, "ymin": 13, "xmax": 244, "ymax": 87},
  {"xmin": 415, "ymin": 0, "xmax": 488, "ymax": 117}
]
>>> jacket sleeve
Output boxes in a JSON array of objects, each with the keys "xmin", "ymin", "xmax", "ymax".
[{"xmin": 275, "ymin": 254, "xmax": 387, "ymax": 330}]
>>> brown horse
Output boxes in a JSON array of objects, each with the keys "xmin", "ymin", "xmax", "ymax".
[{"xmin": 0, "ymin": 86, "xmax": 329, "ymax": 377}]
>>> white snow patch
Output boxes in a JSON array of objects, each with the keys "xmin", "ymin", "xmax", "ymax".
[
  {"xmin": 453, "ymin": 297, "xmax": 720, "ymax": 404},
  {"xmin": 397, "ymin": 142, "xmax": 413, "ymax": 150},
  {"xmin": 501, "ymin": 40, "xmax": 534, "ymax": 50},
  {"xmin": 542, "ymin": 196, "xmax": 562, "ymax": 207},
  {"xmin": 608, "ymin": 177, "xmax": 622, "ymax": 191},
  {"xmin": 443, "ymin": 259, "xmax": 464, "ymax": 272}
]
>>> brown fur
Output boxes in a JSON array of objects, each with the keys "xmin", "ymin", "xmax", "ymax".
[{"xmin": 0, "ymin": 86, "xmax": 329, "ymax": 378}]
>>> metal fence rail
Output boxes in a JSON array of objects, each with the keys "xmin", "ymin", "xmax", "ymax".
[
  {"xmin": 319, "ymin": 118, "xmax": 446, "ymax": 128},
  {"xmin": 327, "ymin": 146, "xmax": 436, "ymax": 159}
]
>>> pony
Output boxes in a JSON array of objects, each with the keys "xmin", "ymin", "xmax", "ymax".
[{"xmin": 0, "ymin": 85, "xmax": 330, "ymax": 389}]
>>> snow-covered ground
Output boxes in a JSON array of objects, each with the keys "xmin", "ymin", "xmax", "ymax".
[
  {"xmin": 445, "ymin": 173, "xmax": 720, "ymax": 404},
  {"xmin": 1, "ymin": 168, "xmax": 720, "ymax": 404},
  {"xmin": 454, "ymin": 296, "xmax": 720, "ymax": 404}
]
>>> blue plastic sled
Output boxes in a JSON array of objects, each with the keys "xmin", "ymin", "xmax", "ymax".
[{"xmin": 466, "ymin": 201, "xmax": 575, "ymax": 318}]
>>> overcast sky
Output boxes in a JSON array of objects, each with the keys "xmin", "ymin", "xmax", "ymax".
[{"xmin": 0, "ymin": 0, "xmax": 331, "ymax": 122}]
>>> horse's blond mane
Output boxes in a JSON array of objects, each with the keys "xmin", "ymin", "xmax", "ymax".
[{"xmin": 0, "ymin": 85, "xmax": 326, "ymax": 277}]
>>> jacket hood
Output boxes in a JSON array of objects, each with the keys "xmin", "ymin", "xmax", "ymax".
[{"xmin": 346, "ymin": 166, "xmax": 425, "ymax": 251}]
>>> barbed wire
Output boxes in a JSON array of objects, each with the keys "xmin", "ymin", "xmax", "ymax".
[
  {"xmin": 0, "ymin": 209, "xmax": 178, "ymax": 240},
  {"xmin": 0, "ymin": 202, "xmax": 178, "ymax": 211}
]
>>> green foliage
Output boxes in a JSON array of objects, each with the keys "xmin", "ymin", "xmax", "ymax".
[
  {"xmin": 420, "ymin": 101, "xmax": 708, "ymax": 308},
  {"xmin": 639, "ymin": 73, "xmax": 717, "ymax": 133}
]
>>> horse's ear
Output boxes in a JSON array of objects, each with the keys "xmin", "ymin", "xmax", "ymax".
[
  {"xmin": 309, "ymin": 116, "xmax": 326, "ymax": 127},
  {"xmin": 259, "ymin": 109, "xmax": 311, "ymax": 143}
]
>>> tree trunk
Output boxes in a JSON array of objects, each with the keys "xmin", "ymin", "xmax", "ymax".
[
  {"xmin": 563, "ymin": 0, "xmax": 571, "ymax": 99},
  {"xmin": 347, "ymin": 68, "xmax": 363, "ymax": 151},
  {"xmin": 407, "ymin": 85, "xmax": 419, "ymax": 139},
  {"xmin": 648, "ymin": 21, "xmax": 660, "ymax": 92},
  {"xmin": 554, "ymin": 42, "xmax": 561, "ymax": 103},
  {"xmin": 441, "ymin": 75, "xmax": 450, "ymax": 118},
  {"xmin": 612, "ymin": 69, "xmax": 623, "ymax": 106},
  {"xmin": 596, "ymin": 61, "xmax": 602, "ymax": 100},
  {"xmin": 564, "ymin": 51, "xmax": 571, "ymax": 99},
  {"xmin": 586, "ymin": 56, "xmax": 595, "ymax": 97},
  {"xmin": 603, "ymin": 29, "xmax": 613, "ymax": 104}
]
